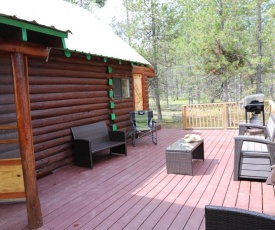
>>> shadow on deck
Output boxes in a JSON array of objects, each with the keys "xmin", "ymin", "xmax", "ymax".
[{"xmin": 0, "ymin": 128, "xmax": 274, "ymax": 230}]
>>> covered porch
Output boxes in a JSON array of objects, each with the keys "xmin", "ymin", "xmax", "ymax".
[{"xmin": 1, "ymin": 128, "xmax": 274, "ymax": 230}]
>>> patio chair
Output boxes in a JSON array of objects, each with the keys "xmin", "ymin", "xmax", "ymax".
[
  {"xmin": 205, "ymin": 205, "xmax": 275, "ymax": 230},
  {"xmin": 234, "ymin": 136, "xmax": 275, "ymax": 181},
  {"xmin": 128, "ymin": 110, "xmax": 157, "ymax": 146},
  {"xmin": 239, "ymin": 113, "xmax": 275, "ymax": 140}
]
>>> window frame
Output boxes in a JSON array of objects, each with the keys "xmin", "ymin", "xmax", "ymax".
[{"xmin": 113, "ymin": 77, "xmax": 130, "ymax": 99}]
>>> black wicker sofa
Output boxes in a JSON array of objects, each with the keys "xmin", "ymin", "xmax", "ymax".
[{"xmin": 71, "ymin": 121, "xmax": 127, "ymax": 169}]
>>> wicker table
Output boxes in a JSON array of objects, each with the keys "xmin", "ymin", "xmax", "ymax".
[{"xmin": 166, "ymin": 138, "xmax": 204, "ymax": 175}]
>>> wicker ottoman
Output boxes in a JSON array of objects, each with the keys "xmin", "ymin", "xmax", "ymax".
[{"xmin": 166, "ymin": 138, "xmax": 204, "ymax": 175}]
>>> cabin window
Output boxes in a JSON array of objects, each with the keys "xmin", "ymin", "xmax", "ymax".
[{"xmin": 113, "ymin": 78, "xmax": 130, "ymax": 99}]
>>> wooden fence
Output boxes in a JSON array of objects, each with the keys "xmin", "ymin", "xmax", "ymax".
[{"xmin": 182, "ymin": 100, "xmax": 274, "ymax": 129}]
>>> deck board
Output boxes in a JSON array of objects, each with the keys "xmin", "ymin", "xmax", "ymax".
[{"xmin": 0, "ymin": 128, "xmax": 274, "ymax": 230}]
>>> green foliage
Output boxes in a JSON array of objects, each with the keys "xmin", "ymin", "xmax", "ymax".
[{"xmin": 68, "ymin": 0, "xmax": 275, "ymax": 108}]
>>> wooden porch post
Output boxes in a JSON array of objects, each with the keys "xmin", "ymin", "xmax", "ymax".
[
  {"xmin": 222, "ymin": 103, "xmax": 227, "ymax": 129},
  {"xmin": 182, "ymin": 105, "xmax": 187, "ymax": 130},
  {"xmin": 11, "ymin": 53, "xmax": 43, "ymax": 229}
]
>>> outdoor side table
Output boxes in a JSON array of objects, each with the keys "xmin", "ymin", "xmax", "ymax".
[{"xmin": 166, "ymin": 138, "xmax": 204, "ymax": 175}]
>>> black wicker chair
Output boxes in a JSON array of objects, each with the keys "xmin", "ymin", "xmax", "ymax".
[
  {"xmin": 205, "ymin": 205, "xmax": 275, "ymax": 230},
  {"xmin": 128, "ymin": 110, "xmax": 157, "ymax": 146}
]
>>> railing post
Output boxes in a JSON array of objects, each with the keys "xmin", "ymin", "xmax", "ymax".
[
  {"xmin": 222, "ymin": 103, "xmax": 227, "ymax": 129},
  {"xmin": 182, "ymin": 105, "xmax": 187, "ymax": 130}
]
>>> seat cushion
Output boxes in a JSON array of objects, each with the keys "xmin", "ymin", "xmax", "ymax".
[
  {"xmin": 90, "ymin": 141, "xmax": 125, "ymax": 153},
  {"xmin": 242, "ymin": 139, "xmax": 268, "ymax": 153}
]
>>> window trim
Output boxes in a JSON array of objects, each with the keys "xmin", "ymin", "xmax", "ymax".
[{"xmin": 113, "ymin": 77, "xmax": 130, "ymax": 99}]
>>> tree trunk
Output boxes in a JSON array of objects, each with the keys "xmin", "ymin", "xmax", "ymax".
[
  {"xmin": 256, "ymin": 2, "xmax": 262, "ymax": 93},
  {"xmin": 151, "ymin": 0, "xmax": 162, "ymax": 121}
]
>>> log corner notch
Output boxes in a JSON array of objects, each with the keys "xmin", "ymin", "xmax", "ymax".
[
  {"xmin": 132, "ymin": 65, "xmax": 155, "ymax": 78},
  {"xmin": 11, "ymin": 53, "xmax": 43, "ymax": 229}
]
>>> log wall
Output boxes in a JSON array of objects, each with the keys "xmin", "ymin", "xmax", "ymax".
[
  {"xmin": 28, "ymin": 50, "xmax": 150, "ymax": 177},
  {"xmin": 0, "ymin": 56, "xmax": 20, "ymax": 159}
]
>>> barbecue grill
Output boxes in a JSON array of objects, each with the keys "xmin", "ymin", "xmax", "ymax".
[{"xmin": 243, "ymin": 93, "xmax": 265, "ymax": 125}]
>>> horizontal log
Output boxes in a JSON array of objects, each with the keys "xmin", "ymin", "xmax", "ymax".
[
  {"xmin": 29, "ymin": 62, "xmax": 107, "ymax": 74},
  {"xmin": 31, "ymin": 103, "xmax": 108, "ymax": 119},
  {"xmin": 114, "ymin": 108, "xmax": 133, "ymax": 116},
  {"xmin": 113, "ymin": 98, "xmax": 133, "ymax": 104},
  {"xmin": 32, "ymin": 112, "xmax": 109, "ymax": 136},
  {"xmin": 0, "ymin": 145, "xmax": 20, "ymax": 159},
  {"xmin": 115, "ymin": 120, "xmax": 131, "ymax": 131},
  {"xmin": 0, "ymin": 113, "xmax": 17, "ymax": 125},
  {"xmin": 29, "ymin": 76, "xmax": 107, "ymax": 85},
  {"xmin": 145, "ymin": 68, "xmax": 155, "ymax": 78},
  {"xmin": 30, "ymin": 91, "xmax": 107, "ymax": 102},
  {"xmin": 114, "ymin": 102, "xmax": 134, "ymax": 110},
  {"xmin": 0, "ymin": 131, "xmax": 18, "ymax": 140},
  {"xmin": 0, "ymin": 85, "xmax": 14, "ymax": 94},
  {"xmin": 29, "ymin": 84, "xmax": 109, "ymax": 94},
  {"xmin": 0, "ymin": 104, "xmax": 16, "ymax": 114},
  {"xmin": 113, "ymin": 114, "xmax": 131, "ymax": 123},
  {"xmin": 35, "ymin": 150, "xmax": 72, "ymax": 169},
  {"xmin": 0, "ymin": 41, "xmax": 48, "ymax": 58},
  {"xmin": 29, "ymin": 67, "xmax": 110, "ymax": 79},
  {"xmin": 35, "ymin": 143, "xmax": 71, "ymax": 161},
  {"xmin": 34, "ymin": 135, "xmax": 72, "ymax": 153},
  {"xmin": 0, "ymin": 94, "xmax": 15, "ymax": 105},
  {"xmin": 36, "ymin": 157, "xmax": 73, "ymax": 179},
  {"xmin": 0, "ymin": 75, "xmax": 13, "ymax": 84},
  {"xmin": 33, "ymin": 129, "xmax": 71, "ymax": 144},
  {"xmin": 111, "ymin": 70, "xmax": 132, "ymax": 77},
  {"xmin": 0, "ymin": 142, "xmax": 19, "ymax": 152},
  {"xmin": 31, "ymin": 97, "xmax": 109, "ymax": 110},
  {"xmin": 32, "ymin": 111, "xmax": 101, "ymax": 129}
]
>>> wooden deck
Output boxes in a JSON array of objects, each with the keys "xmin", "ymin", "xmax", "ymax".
[{"xmin": 1, "ymin": 128, "xmax": 275, "ymax": 230}]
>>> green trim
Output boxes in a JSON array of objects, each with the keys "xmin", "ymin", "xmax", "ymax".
[
  {"xmin": 110, "ymin": 101, "xmax": 115, "ymax": 109},
  {"xmin": 118, "ymin": 60, "xmax": 122, "ymax": 64},
  {"xmin": 61, "ymin": 38, "xmax": 67, "ymax": 49},
  {"xmin": 86, "ymin": 54, "xmax": 91, "ymax": 60},
  {"xmin": 22, "ymin": 28, "xmax": 27, "ymax": 41},
  {"xmin": 103, "ymin": 57, "xmax": 107, "ymax": 63},
  {"xmin": 108, "ymin": 78, "xmax": 113, "ymax": 86},
  {"xmin": 0, "ymin": 16, "xmax": 68, "ymax": 38},
  {"xmin": 107, "ymin": 66, "xmax": 112, "ymax": 74},
  {"xmin": 111, "ymin": 124, "xmax": 117, "ymax": 131},
  {"xmin": 109, "ymin": 89, "xmax": 114, "ymax": 98},
  {"xmin": 131, "ymin": 62, "xmax": 134, "ymax": 67},
  {"xmin": 49, "ymin": 47, "xmax": 150, "ymax": 66},
  {"xmin": 110, "ymin": 113, "xmax": 116, "ymax": 121},
  {"xmin": 64, "ymin": 50, "xmax": 71, "ymax": 57}
]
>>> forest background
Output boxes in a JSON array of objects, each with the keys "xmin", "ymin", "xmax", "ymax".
[{"xmin": 66, "ymin": 0, "xmax": 275, "ymax": 121}]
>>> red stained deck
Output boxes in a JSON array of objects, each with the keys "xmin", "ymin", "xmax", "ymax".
[{"xmin": 1, "ymin": 129, "xmax": 275, "ymax": 230}]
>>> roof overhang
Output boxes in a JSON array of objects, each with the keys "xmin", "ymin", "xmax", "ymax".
[
  {"xmin": 0, "ymin": 16, "xmax": 68, "ymax": 49},
  {"xmin": 0, "ymin": 0, "xmax": 152, "ymax": 66}
]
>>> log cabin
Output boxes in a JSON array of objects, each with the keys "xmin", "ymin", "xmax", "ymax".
[{"xmin": 0, "ymin": 0, "xmax": 154, "ymax": 228}]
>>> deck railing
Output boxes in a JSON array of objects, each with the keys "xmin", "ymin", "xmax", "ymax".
[{"xmin": 182, "ymin": 100, "xmax": 274, "ymax": 129}]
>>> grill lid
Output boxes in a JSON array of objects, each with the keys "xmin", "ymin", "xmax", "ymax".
[{"xmin": 243, "ymin": 93, "xmax": 264, "ymax": 106}]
